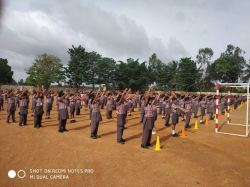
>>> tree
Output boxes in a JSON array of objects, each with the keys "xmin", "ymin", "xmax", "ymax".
[
  {"xmin": 242, "ymin": 60, "xmax": 250, "ymax": 83},
  {"xmin": 220, "ymin": 44, "xmax": 246, "ymax": 82},
  {"xmin": 148, "ymin": 53, "xmax": 162, "ymax": 84},
  {"xmin": 25, "ymin": 53, "xmax": 65, "ymax": 90},
  {"xmin": 18, "ymin": 79, "xmax": 24, "ymax": 85},
  {"xmin": 0, "ymin": 58, "xmax": 14, "ymax": 85},
  {"xmin": 115, "ymin": 58, "xmax": 150, "ymax": 91},
  {"xmin": 177, "ymin": 57, "xmax": 199, "ymax": 91},
  {"xmin": 168, "ymin": 60, "xmax": 179, "ymax": 91},
  {"xmin": 97, "ymin": 57, "xmax": 117, "ymax": 89},
  {"xmin": 84, "ymin": 51, "xmax": 102, "ymax": 89},
  {"xmin": 196, "ymin": 48, "xmax": 214, "ymax": 77},
  {"xmin": 65, "ymin": 45, "xmax": 88, "ymax": 88}
]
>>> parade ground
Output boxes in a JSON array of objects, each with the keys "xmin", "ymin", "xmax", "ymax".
[{"xmin": 0, "ymin": 98, "xmax": 250, "ymax": 187}]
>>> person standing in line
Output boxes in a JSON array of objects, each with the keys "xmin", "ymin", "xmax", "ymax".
[
  {"xmin": 6, "ymin": 89, "xmax": 17, "ymax": 124},
  {"xmin": 158, "ymin": 94, "xmax": 164, "ymax": 115},
  {"xmin": 90, "ymin": 87, "xmax": 106, "ymax": 139},
  {"xmin": 106, "ymin": 92, "xmax": 113, "ymax": 119},
  {"xmin": 89, "ymin": 94, "xmax": 95, "ymax": 125},
  {"xmin": 0, "ymin": 88, "xmax": 5, "ymax": 110},
  {"xmin": 57, "ymin": 92, "xmax": 69, "ymax": 133},
  {"xmin": 184, "ymin": 95, "xmax": 199, "ymax": 128},
  {"xmin": 193, "ymin": 95, "xmax": 200, "ymax": 118},
  {"xmin": 69, "ymin": 93, "xmax": 77, "ymax": 123},
  {"xmin": 75, "ymin": 92, "xmax": 82, "ymax": 115},
  {"xmin": 19, "ymin": 91, "xmax": 29, "ymax": 126},
  {"xmin": 208, "ymin": 97, "xmax": 215, "ymax": 120},
  {"xmin": 179, "ymin": 94, "xmax": 186, "ymax": 121},
  {"xmin": 116, "ymin": 88, "xmax": 129, "ymax": 144},
  {"xmin": 140, "ymin": 93, "xmax": 146, "ymax": 123},
  {"xmin": 164, "ymin": 92, "xmax": 175, "ymax": 127},
  {"xmin": 84, "ymin": 91, "xmax": 90, "ymax": 111},
  {"xmin": 152, "ymin": 91, "xmax": 161, "ymax": 134},
  {"xmin": 45, "ymin": 91, "xmax": 53, "ymax": 119},
  {"xmin": 199, "ymin": 95, "xmax": 208, "ymax": 124},
  {"xmin": 34, "ymin": 85, "xmax": 45, "ymax": 129},
  {"xmin": 141, "ymin": 87, "xmax": 161, "ymax": 149},
  {"xmin": 171, "ymin": 97, "xmax": 189, "ymax": 137},
  {"xmin": 161, "ymin": 93, "xmax": 166, "ymax": 119},
  {"xmin": 31, "ymin": 90, "xmax": 37, "ymax": 117}
]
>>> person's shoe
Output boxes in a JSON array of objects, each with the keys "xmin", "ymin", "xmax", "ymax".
[
  {"xmin": 95, "ymin": 135, "xmax": 101, "ymax": 138},
  {"xmin": 200, "ymin": 122, "xmax": 205, "ymax": 124},
  {"xmin": 138, "ymin": 109, "xmax": 141, "ymax": 111},
  {"xmin": 70, "ymin": 120, "xmax": 73, "ymax": 123},
  {"xmin": 182, "ymin": 119, "xmax": 185, "ymax": 121},
  {"xmin": 185, "ymin": 125, "xmax": 191, "ymax": 128},
  {"xmin": 124, "ymin": 126, "xmax": 127, "ymax": 129},
  {"xmin": 146, "ymin": 144, "xmax": 153, "ymax": 147},
  {"xmin": 58, "ymin": 130, "xmax": 64, "ymax": 133},
  {"xmin": 121, "ymin": 139, "xmax": 126, "ymax": 142},
  {"xmin": 24, "ymin": 124, "xmax": 28, "ymax": 126},
  {"xmin": 2, "ymin": 108, "xmax": 4, "ymax": 110},
  {"xmin": 165, "ymin": 124, "xmax": 171, "ymax": 127},
  {"xmin": 12, "ymin": 121, "xmax": 17, "ymax": 123},
  {"xmin": 140, "ymin": 121, "xmax": 143, "ymax": 123},
  {"xmin": 74, "ymin": 120, "xmax": 76, "ymax": 122},
  {"xmin": 48, "ymin": 117, "xmax": 51, "ymax": 119},
  {"xmin": 31, "ymin": 114, "xmax": 34, "ymax": 116},
  {"xmin": 117, "ymin": 141, "xmax": 124, "ymax": 144},
  {"xmin": 19, "ymin": 124, "xmax": 22, "ymax": 126},
  {"xmin": 91, "ymin": 136, "xmax": 97, "ymax": 139},
  {"xmin": 18, "ymin": 112, "xmax": 20, "ymax": 115},
  {"xmin": 194, "ymin": 116, "xmax": 198, "ymax": 118},
  {"xmin": 34, "ymin": 126, "xmax": 39, "ymax": 129},
  {"xmin": 45, "ymin": 117, "xmax": 48, "ymax": 119},
  {"xmin": 63, "ymin": 129, "xmax": 69, "ymax": 131},
  {"xmin": 6, "ymin": 121, "xmax": 10, "ymax": 124},
  {"xmin": 172, "ymin": 133, "xmax": 180, "ymax": 137},
  {"xmin": 141, "ymin": 145, "xmax": 148, "ymax": 149},
  {"xmin": 209, "ymin": 118, "xmax": 213, "ymax": 120},
  {"xmin": 40, "ymin": 125, "xmax": 44, "ymax": 128},
  {"xmin": 107, "ymin": 117, "xmax": 110, "ymax": 119},
  {"xmin": 152, "ymin": 130, "xmax": 156, "ymax": 134},
  {"xmin": 128, "ymin": 114, "xmax": 132, "ymax": 116}
]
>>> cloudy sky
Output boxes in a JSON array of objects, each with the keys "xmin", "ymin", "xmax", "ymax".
[{"xmin": 0, "ymin": 0, "xmax": 250, "ymax": 81}]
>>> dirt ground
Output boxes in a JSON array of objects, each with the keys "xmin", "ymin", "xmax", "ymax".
[{"xmin": 0, "ymin": 98, "xmax": 250, "ymax": 187}]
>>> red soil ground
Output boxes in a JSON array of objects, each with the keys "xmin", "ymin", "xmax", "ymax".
[{"xmin": 0, "ymin": 98, "xmax": 250, "ymax": 187}]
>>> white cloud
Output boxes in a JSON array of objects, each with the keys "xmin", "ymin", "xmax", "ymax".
[{"xmin": 0, "ymin": 0, "xmax": 250, "ymax": 82}]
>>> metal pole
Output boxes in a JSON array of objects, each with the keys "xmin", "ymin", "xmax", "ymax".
[
  {"xmin": 216, "ymin": 83, "xmax": 219, "ymax": 132},
  {"xmin": 246, "ymin": 84, "xmax": 249, "ymax": 137},
  {"xmin": 227, "ymin": 87, "xmax": 230, "ymax": 124}
]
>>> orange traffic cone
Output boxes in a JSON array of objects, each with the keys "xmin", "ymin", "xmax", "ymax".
[
  {"xmin": 220, "ymin": 112, "xmax": 223, "ymax": 118},
  {"xmin": 181, "ymin": 126, "xmax": 187, "ymax": 138},
  {"xmin": 205, "ymin": 117, "xmax": 209, "ymax": 125},
  {"xmin": 233, "ymin": 107, "xmax": 234, "ymax": 111}
]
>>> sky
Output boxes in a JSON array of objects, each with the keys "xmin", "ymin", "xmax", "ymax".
[{"xmin": 0, "ymin": 0, "xmax": 250, "ymax": 81}]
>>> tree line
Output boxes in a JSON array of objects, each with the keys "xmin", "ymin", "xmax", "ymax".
[{"xmin": 0, "ymin": 44, "xmax": 249, "ymax": 92}]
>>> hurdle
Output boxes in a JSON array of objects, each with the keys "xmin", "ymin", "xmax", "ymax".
[{"xmin": 215, "ymin": 83, "xmax": 249, "ymax": 137}]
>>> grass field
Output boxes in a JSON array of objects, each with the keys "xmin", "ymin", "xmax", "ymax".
[{"xmin": 0, "ymin": 98, "xmax": 250, "ymax": 187}]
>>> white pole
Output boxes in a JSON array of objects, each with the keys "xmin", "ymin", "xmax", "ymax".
[{"xmin": 246, "ymin": 84, "xmax": 249, "ymax": 137}]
